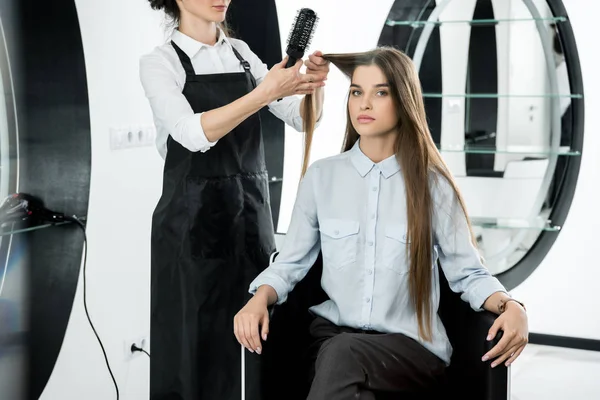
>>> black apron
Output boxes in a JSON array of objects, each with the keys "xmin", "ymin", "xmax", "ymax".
[{"xmin": 150, "ymin": 42, "xmax": 276, "ymax": 400}]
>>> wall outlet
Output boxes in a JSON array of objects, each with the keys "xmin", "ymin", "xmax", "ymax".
[
  {"xmin": 124, "ymin": 333, "xmax": 150, "ymax": 361},
  {"xmin": 110, "ymin": 125, "xmax": 156, "ymax": 150}
]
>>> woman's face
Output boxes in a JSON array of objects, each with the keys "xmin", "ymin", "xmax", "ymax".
[
  {"xmin": 348, "ymin": 65, "xmax": 399, "ymax": 139},
  {"xmin": 178, "ymin": 0, "xmax": 231, "ymax": 23}
]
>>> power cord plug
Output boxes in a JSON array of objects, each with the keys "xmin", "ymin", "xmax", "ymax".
[{"xmin": 130, "ymin": 343, "xmax": 150, "ymax": 358}]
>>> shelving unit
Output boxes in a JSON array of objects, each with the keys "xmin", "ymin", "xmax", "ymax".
[
  {"xmin": 470, "ymin": 217, "xmax": 560, "ymax": 231},
  {"xmin": 386, "ymin": 16, "xmax": 567, "ymax": 27},
  {"xmin": 423, "ymin": 93, "xmax": 581, "ymax": 98},
  {"xmin": 437, "ymin": 145, "xmax": 580, "ymax": 156}
]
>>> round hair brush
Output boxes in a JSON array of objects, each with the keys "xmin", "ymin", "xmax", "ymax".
[{"xmin": 284, "ymin": 8, "xmax": 319, "ymax": 68}]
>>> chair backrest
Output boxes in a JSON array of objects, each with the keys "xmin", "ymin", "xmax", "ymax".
[{"xmin": 438, "ymin": 259, "xmax": 474, "ymax": 354}]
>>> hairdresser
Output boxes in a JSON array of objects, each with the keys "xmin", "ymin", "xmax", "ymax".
[{"xmin": 139, "ymin": 0, "xmax": 330, "ymax": 399}]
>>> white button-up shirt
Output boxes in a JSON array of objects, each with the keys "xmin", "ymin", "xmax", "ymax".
[
  {"xmin": 249, "ymin": 140, "xmax": 507, "ymax": 364},
  {"xmin": 140, "ymin": 28, "xmax": 309, "ymax": 159}
]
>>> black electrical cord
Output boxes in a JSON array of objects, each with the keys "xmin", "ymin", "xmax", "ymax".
[
  {"xmin": 131, "ymin": 343, "xmax": 150, "ymax": 358},
  {"xmin": 65, "ymin": 215, "xmax": 119, "ymax": 400}
]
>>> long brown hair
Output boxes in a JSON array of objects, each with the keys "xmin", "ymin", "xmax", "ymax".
[{"xmin": 301, "ymin": 47, "xmax": 477, "ymax": 341}]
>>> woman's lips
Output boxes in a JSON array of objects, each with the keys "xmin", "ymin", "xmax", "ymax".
[{"xmin": 357, "ymin": 115, "xmax": 375, "ymax": 124}]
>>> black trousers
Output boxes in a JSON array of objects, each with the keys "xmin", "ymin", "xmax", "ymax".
[{"xmin": 306, "ymin": 316, "xmax": 447, "ymax": 400}]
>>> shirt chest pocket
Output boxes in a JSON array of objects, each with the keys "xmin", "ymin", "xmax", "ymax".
[
  {"xmin": 319, "ymin": 219, "xmax": 360, "ymax": 270},
  {"xmin": 383, "ymin": 224, "xmax": 411, "ymax": 275}
]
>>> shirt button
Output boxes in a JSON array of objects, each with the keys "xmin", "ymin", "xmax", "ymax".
[
  {"xmin": 371, "ymin": 214, "xmax": 376, "ymax": 219},
  {"xmin": 334, "ymin": 230, "xmax": 339, "ymax": 235},
  {"xmin": 372, "ymin": 187, "xmax": 377, "ymax": 192},
  {"xmin": 366, "ymin": 298, "xmax": 371, "ymax": 304},
  {"xmin": 367, "ymin": 269, "xmax": 373, "ymax": 275},
  {"xmin": 368, "ymin": 241, "xmax": 374, "ymax": 246}
]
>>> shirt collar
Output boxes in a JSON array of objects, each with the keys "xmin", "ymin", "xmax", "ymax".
[
  {"xmin": 349, "ymin": 140, "xmax": 401, "ymax": 179},
  {"xmin": 171, "ymin": 27, "xmax": 230, "ymax": 59}
]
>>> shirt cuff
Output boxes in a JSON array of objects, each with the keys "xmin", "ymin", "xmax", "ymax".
[
  {"xmin": 465, "ymin": 278, "xmax": 509, "ymax": 312},
  {"xmin": 248, "ymin": 273, "xmax": 290, "ymax": 305},
  {"xmin": 193, "ymin": 112, "xmax": 218, "ymax": 153},
  {"xmin": 291, "ymin": 102, "xmax": 304, "ymax": 132}
]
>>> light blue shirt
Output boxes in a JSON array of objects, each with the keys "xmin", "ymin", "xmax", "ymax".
[{"xmin": 249, "ymin": 140, "xmax": 507, "ymax": 364}]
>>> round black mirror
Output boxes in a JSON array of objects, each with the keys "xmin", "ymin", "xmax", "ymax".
[{"xmin": 379, "ymin": 0, "xmax": 584, "ymax": 288}]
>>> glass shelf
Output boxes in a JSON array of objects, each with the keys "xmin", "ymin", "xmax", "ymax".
[
  {"xmin": 423, "ymin": 93, "xmax": 582, "ymax": 99},
  {"xmin": 471, "ymin": 217, "xmax": 560, "ymax": 231},
  {"xmin": 386, "ymin": 16, "xmax": 567, "ymax": 27},
  {"xmin": 0, "ymin": 218, "xmax": 86, "ymax": 237},
  {"xmin": 438, "ymin": 145, "xmax": 580, "ymax": 156}
]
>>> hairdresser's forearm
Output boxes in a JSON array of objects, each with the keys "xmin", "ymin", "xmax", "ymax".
[
  {"xmin": 300, "ymin": 87, "xmax": 324, "ymax": 123},
  {"xmin": 201, "ymin": 87, "xmax": 270, "ymax": 142}
]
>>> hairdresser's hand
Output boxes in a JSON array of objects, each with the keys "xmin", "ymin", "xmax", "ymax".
[
  {"xmin": 304, "ymin": 50, "xmax": 330, "ymax": 82},
  {"xmin": 234, "ymin": 294, "xmax": 270, "ymax": 355},
  {"xmin": 257, "ymin": 57, "xmax": 325, "ymax": 103},
  {"xmin": 482, "ymin": 302, "xmax": 529, "ymax": 368}
]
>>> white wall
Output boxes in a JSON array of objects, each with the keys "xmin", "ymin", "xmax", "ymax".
[
  {"xmin": 39, "ymin": 0, "xmax": 600, "ymax": 399},
  {"xmin": 39, "ymin": 1, "xmax": 166, "ymax": 399}
]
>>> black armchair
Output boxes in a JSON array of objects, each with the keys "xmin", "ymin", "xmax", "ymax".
[{"xmin": 259, "ymin": 251, "xmax": 509, "ymax": 400}]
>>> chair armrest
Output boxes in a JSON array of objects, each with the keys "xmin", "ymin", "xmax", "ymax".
[
  {"xmin": 260, "ymin": 251, "xmax": 327, "ymax": 400},
  {"xmin": 462, "ymin": 309, "xmax": 509, "ymax": 400},
  {"xmin": 436, "ymin": 266, "xmax": 510, "ymax": 399}
]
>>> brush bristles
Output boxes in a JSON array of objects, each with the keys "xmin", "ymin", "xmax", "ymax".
[
  {"xmin": 286, "ymin": 8, "xmax": 318, "ymax": 53},
  {"xmin": 286, "ymin": 10, "xmax": 300, "ymax": 45}
]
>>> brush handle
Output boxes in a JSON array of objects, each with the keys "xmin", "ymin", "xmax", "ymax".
[
  {"xmin": 278, "ymin": 56, "xmax": 300, "ymax": 101},
  {"xmin": 284, "ymin": 56, "xmax": 298, "ymax": 69}
]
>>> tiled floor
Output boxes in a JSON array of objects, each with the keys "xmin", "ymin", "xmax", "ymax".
[{"xmin": 510, "ymin": 344, "xmax": 600, "ymax": 399}]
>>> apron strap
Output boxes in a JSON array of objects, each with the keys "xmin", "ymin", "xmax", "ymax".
[
  {"xmin": 171, "ymin": 41, "xmax": 196, "ymax": 76},
  {"xmin": 230, "ymin": 45, "xmax": 256, "ymax": 88},
  {"xmin": 231, "ymin": 46, "xmax": 252, "ymax": 72}
]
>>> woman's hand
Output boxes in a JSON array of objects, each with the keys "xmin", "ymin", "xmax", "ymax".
[
  {"xmin": 482, "ymin": 302, "xmax": 529, "ymax": 367},
  {"xmin": 304, "ymin": 50, "xmax": 330, "ymax": 81},
  {"xmin": 234, "ymin": 295, "xmax": 270, "ymax": 355},
  {"xmin": 256, "ymin": 57, "xmax": 325, "ymax": 104}
]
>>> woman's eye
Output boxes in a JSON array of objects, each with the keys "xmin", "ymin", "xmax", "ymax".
[
  {"xmin": 351, "ymin": 90, "xmax": 362, "ymax": 96},
  {"xmin": 376, "ymin": 91, "xmax": 388, "ymax": 96}
]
